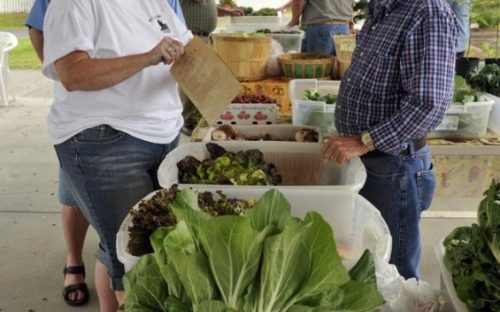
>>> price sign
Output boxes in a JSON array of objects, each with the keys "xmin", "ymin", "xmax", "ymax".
[{"xmin": 339, "ymin": 38, "xmax": 356, "ymax": 52}]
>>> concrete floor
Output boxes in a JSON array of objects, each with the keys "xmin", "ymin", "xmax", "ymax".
[{"xmin": 0, "ymin": 70, "xmax": 476, "ymax": 311}]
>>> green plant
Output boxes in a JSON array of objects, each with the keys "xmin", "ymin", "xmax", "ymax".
[
  {"xmin": 124, "ymin": 189, "xmax": 385, "ymax": 311},
  {"xmin": 467, "ymin": 64, "xmax": 500, "ymax": 96},
  {"xmin": 443, "ymin": 180, "xmax": 500, "ymax": 312},
  {"xmin": 471, "ymin": 0, "xmax": 500, "ymax": 28}
]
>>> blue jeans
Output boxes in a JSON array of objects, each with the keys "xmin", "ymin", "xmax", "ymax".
[
  {"xmin": 58, "ymin": 169, "xmax": 78, "ymax": 207},
  {"xmin": 359, "ymin": 145, "xmax": 436, "ymax": 279},
  {"xmin": 55, "ymin": 125, "xmax": 179, "ymax": 290},
  {"xmin": 303, "ymin": 24, "xmax": 350, "ymax": 55}
]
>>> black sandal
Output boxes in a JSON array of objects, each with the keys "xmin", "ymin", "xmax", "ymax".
[{"xmin": 63, "ymin": 264, "xmax": 90, "ymax": 306}]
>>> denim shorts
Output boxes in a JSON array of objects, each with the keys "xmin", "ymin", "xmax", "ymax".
[
  {"xmin": 58, "ymin": 169, "xmax": 78, "ymax": 208},
  {"xmin": 55, "ymin": 125, "xmax": 179, "ymax": 290},
  {"xmin": 302, "ymin": 24, "xmax": 350, "ymax": 55},
  {"xmin": 360, "ymin": 145, "xmax": 436, "ymax": 279}
]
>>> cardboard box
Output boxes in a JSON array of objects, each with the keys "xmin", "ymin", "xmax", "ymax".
[
  {"xmin": 240, "ymin": 79, "xmax": 291, "ymax": 116},
  {"xmin": 215, "ymin": 103, "xmax": 277, "ymax": 125}
]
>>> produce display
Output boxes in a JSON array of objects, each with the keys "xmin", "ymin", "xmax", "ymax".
[
  {"xmin": 232, "ymin": 94, "xmax": 276, "ymax": 104},
  {"xmin": 443, "ymin": 180, "xmax": 500, "ymax": 311},
  {"xmin": 453, "ymin": 75, "xmax": 484, "ymax": 104},
  {"xmin": 302, "ymin": 89, "xmax": 337, "ymax": 104},
  {"xmin": 468, "ymin": 64, "xmax": 500, "ymax": 97},
  {"xmin": 124, "ymin": 188, "xmax": 384, "ymax": 311},
  {"xmin": 211, "ymin": 125, "xmax": 319, "ymax": 142},
  {"xmin": 237, "ymin": 6, "xmax": 278, "ymax": 16},
  {"xmin": 256, "ymin": 28, "xmax": 303, "ymax": 34},
  {"xmin": 127, "ymin": 184, "xmax": 255, "ymax": 256},
  {"xmin": 177, "ymin": 143, "xmax": 282, "ymax": 185}
]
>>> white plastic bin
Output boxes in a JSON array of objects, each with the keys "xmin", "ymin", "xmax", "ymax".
[
  {"xmin": 224, "ymin": 23, "xmax": 287, "ymax": 33},
  {"xmin": 157, "ymin": 141, "xmax": 366, "ymax": 192},
  {"xmin": 434, "ymin": 240, "xmax": 468, "ymax": 312},
  {"xmin": 289, "ymin": 79, "xmax": 341, "ymax": 137},
  {"xmin": 202, "ymin": 125, "xmax": 323, "ymax": 143},
  {"xmin": 428, "ymin": 100, "xmax": 494, "ymax": 140},
  {"xmin": 117, "ymin": 188, "xmax": 391, "ymax": 272},
  {"xmin": 485, "ymin": 93, "xmax": 500, "ymax": 133}
]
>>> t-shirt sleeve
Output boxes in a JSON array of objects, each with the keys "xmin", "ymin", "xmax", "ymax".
[
  {"xmin": 25, "ymin": 0, "xmax": 50, "ymax": 31},
  {"xmin": 42, "ymin": 0, "xmax": 95, "ymax": 80}
]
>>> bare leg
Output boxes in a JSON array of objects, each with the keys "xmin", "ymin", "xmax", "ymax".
[
  {"xmin": 95, "ymin": 260, "xmax": 120, "ymax": 312},
  {"xmin": 62, "ymin": 204, "xmax": 89, "ymax": 301}
]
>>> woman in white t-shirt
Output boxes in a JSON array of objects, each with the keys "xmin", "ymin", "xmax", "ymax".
[{"xmin": 42, "ymin": 0, "xmax": 192, "ymax": 310}]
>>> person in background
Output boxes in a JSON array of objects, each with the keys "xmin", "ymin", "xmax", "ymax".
[
  {"xmin": 178, "ymin": 0, "xmax": 243, "ymax": 135},
  {"xmin": 38, "ymin": 0, "xmax": 190, "ymax": 311},
  {"xmin": 287, "ymin": 0, "xmax": 354, "ymax": 55},
  {"xmin": 446, "ymin": 0, "xmax": 472, "ymax": 58},
  {"xmin": 323, "ymin": 0, "xmax": 457, "ymax": 279}
]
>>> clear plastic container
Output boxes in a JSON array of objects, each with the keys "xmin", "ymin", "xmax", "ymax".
[
  {"xmin": 428, "ymin": 100, "xmax": 494, "ymax": 140},
  {"xmin": 117, "ymin": 188, "xmax": 391, "ymax": 272},
  {"xmin": 434, "ymin": 240, "xmax": 468, "ymax": 312},
  {"xmin": 203, "ymin": 125, "xmax": 323, "ymax": 143},
  {"xmin": 157, "ymin": 141, "xmax": 366, "ymax": 192},
  {"xmin": 485, "ymin": 93, "xmax": 500, "ymax": 133},
  {"xmin": 267, "ymin": 32, "xmax": 303, "ymax": 53},
  {"xmin": 289, "ymin": 79, "xmax": 341, "ymax": 137}
]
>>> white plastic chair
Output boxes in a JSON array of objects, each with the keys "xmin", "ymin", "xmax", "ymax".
[{"xmin": 0, "ymin": 32, "xmax": 18, "ymax": 106}]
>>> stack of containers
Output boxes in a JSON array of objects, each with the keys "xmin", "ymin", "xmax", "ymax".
[
  {"xmin": 117, "ymin": 141, "xmax": 392, "ymax": 273},
  {"xmin": 289, "ymin": 78, "xmax": 340, "ymax": 137}
]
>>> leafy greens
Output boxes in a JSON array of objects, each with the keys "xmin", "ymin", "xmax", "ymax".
[
  {"xmin": 443, "ymin": 180, "xmax": 500, "ymax": 311},
  {"xmin": 124, "ymin": 189, "xmax": 384, "ymax": 311}
]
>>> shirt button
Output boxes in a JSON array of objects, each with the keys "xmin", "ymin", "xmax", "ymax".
[
  {"xmin": 385, "ymin": 13, "xmax": 389, "ymax": 17},
  {"xmin": 360, "ymin": 52, "xmax": 364, "ymax": 56},
  {"xmin": 347, "ymin": 78, "xmax": 351, "ymax": 82},
  {"xmin": 372, "ymin": 25, "xmax": 377, "ymax": 30}
]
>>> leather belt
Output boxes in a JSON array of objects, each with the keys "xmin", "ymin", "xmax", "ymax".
[
  {"xmin": 365, "ymin": 137, "xmax": 427, "ymax": 157},
  {"xmin": 193, "ymin": 31, "xmax": 210, "ymax": 37}
]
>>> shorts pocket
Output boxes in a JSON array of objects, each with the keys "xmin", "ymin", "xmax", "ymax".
[
  {"xmin": 74, "ymin": 125, "xmax": 124, "ymax": 144},
  {"xmin": 417, "ymin": 164, "xmax": 436, "ymax": 212}
]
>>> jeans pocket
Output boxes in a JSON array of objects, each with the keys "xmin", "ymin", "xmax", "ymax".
[{"xmin": 417, "ymin": 164, "xmax": 436, "ymax": 212}]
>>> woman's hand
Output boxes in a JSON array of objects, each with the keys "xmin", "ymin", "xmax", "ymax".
[{"xmin": 148, "ymin": 36, "xmax": 184, "ymax": 66}]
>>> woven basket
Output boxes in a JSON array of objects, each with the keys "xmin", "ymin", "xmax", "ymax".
[
  {"xmin": 211, "ymin": 34, "xmax": 272, "ymax": 81},
  {"xmin": 277, "ymin": 53, "xmax": 334, "ymax": 80}
]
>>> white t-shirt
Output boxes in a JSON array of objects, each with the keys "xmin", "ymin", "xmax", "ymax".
[{"xmin": 42, "ymin": 0, "xmax": 193, "ymax": 144}]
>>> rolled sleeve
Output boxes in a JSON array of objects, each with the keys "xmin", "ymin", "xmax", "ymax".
[{"xmin": 41, "ymin": 0, "xmax": 95, "ymax": 80}]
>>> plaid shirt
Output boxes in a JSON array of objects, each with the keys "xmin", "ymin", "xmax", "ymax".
[{"xmin": 335, "ymin": 0, "xmax": 457, "ymax": 154}]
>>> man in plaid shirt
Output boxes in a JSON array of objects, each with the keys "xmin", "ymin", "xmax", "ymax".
[{"xmin": 323, "ymin": 0, "xmax": 457, "ymax": 279}]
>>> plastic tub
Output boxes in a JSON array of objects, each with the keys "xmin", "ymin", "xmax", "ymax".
[
  {"xmin": 434, "ymin": 240, "xmax": 468, "ymax": 312},
  {"xmin": 230, "ymin": 16, "xmax": 282, "ymax": 24},
  {"xmin": 157, "ymin": 141, "xmax": 366, "ymax": 192},
  {"xmin": 485, "ymin": 93, "xmax": 500, "ymax": 133},
  {"xmin": 203, "ymin": 125, "xmax": 323, "ymax": 142},
  {"xmin": 428, "ymin": 100, "xmax": 494, "ymax": 140},
  {"xmin": 224, "ymin": 23, "xmax": 288, "ymax": 33},
  {"xmin": 267, "ymin": 32, "xmax": 303, "ymax": 53},
  {"xmin": 289, "ymin": 79, "xmax": 340, "ymax": 136},
  {"xmin": 117, "ymin": 188, "xmax": 391, "ymax": 272}
]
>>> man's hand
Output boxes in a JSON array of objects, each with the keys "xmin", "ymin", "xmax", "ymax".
[{"xmin": 322, "ymin": 136, "xmax": 370, "ymax": 164}]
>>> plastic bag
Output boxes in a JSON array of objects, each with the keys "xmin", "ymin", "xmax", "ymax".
[
  {"xmin": 375, "ymin": 258, "xmax": 444, "ymax": 312},
  {"xmin": 266, "ymin": 39, "xmax": 284, "ymax": 77}
]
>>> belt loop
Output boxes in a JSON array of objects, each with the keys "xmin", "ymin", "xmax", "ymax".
[{"xmin": 408, "ymin": 141, "xmax": 415, "ymax": 157}]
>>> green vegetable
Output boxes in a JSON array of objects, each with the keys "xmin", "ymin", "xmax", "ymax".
[
  {"xmin": 302, "ymin": 89, "xmax": 337, "ymax": 104},
  {"xmin": 477, "ymin": 180, "xmax": 500, "ymax": 264},
  {"xmin": 177, "ymin": 143, "xmax": 282, "ymax": 186},
  {"xmin": 443, "ymin": 180, "xmax": 500, "ymax": 311},
  {"xmin": 468, "ymin": 64, "xmax": 500, "ymax": 97},
  {"xmin": 453, "ymin": 75, "xmax": 482, "ymax": 104},
  {"xmin": 124, "ymin": 189, "xmax": 385, "ymax": 311}
]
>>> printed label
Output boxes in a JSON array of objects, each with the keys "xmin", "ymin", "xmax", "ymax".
[
  {"xmin": 435, "ymin": 115, "xmax": 459, "ymax": 131},
  {"xmin": 339, "ymin": 39, "xmax": 356, "ymax": 52}
]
